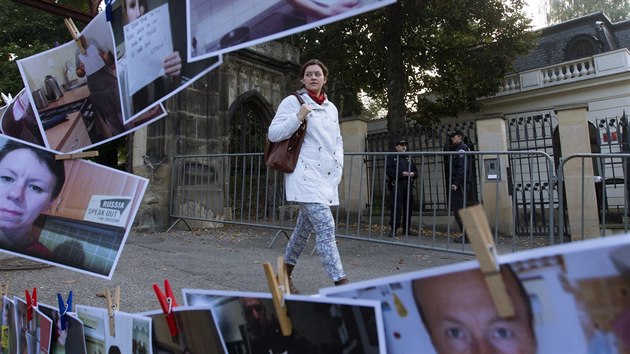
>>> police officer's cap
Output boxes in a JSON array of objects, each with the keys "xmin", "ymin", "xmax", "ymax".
[
  {"xmin": 447, "ymin": 129, "xmax": 465, "ymax": 137},
  {"xmin": 395, "ymin": 139, "xmax": 408, "ymax": 146}
]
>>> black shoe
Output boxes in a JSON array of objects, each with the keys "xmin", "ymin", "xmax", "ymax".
[
  {"xmin": 453, "ymin": 236, "xmax": 469, "ymax": 244},
  {"xmin": 388, "ymin": 232, "xmax": 396, "ymax": 238}
]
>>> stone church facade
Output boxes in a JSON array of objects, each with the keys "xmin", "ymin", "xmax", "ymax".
[{"xmin": 130, "ymin": 42, "xmax": 302, "ymax": 231}]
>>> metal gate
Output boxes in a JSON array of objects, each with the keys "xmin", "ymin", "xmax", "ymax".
[
  {"xmin": 365, "ymin": 123, "xmax": 478, "ymax": 215},
  {"xmin": 588, "ymin": 112, "xmax": 630, "ymax": 225},
  {"xmin": 506, "ymin": 111, "xmax": 560, "ymax": 236}
]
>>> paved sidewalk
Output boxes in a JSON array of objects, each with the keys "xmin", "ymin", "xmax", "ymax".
[{"xmin": 0, "ymin": 225, "xmax": 473, "ymax": 313}]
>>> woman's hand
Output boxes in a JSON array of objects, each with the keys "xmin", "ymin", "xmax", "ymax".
[
  {"xmin": 163, "ymin": 51, "xmax": 182, "ymax": 77},
  {"xmin": 297, "ymin": 103, "xmax": 312, "ymax": 123}
]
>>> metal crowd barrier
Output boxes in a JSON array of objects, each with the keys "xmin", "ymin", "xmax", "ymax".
[
  {"xmin": 557, "ymin": 153, "xmax": 630, "ymax": 240},
  {"xmin": 168, "ymin": 151, "xmax": 627, "ymax": 255}
]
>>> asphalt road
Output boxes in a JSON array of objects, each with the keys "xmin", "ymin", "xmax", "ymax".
[{"xmin": 0, "ymin": 225, "xmax": 473, "ymax": 313}]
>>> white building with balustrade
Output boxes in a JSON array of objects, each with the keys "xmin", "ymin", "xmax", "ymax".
[{"xmin": 365, "ymin": 12, "xmax": 630, "ymax": 239}]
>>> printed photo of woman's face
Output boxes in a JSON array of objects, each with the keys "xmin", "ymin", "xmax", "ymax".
[
  {"xmin": 0, "ymin": 148, "xmax": 57, "ymax": 238},
  {"xmin": 124, "ymin": 0, "xmax": 146, "ymax": 24}
]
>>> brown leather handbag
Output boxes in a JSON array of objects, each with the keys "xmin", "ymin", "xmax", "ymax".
[{"xmin": 264, "ymin": 92, "xmax": 307, "ymax": 173}]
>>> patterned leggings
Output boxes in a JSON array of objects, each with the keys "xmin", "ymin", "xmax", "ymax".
[{"xmin": 284, "ymin": 203, "xmax": 346, "ymax": 282}]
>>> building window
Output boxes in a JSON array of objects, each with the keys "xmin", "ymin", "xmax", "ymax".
[{"xmin": 565, "ymin": 35, "xmax": 601, "ymax": 61}]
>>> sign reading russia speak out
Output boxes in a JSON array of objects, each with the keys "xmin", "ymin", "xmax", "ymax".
[{"xmin": 84, "ymin": 195, "xmax": 133, "ymax": 227}]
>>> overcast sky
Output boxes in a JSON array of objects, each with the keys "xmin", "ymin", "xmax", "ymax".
[{"xmin": 524, "ymin": 0, "xmax": 548, "ymax": 29}]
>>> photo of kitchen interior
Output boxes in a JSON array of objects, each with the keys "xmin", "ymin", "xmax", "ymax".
[
  {"xmin": 18, "ymin": 23, "xmax": 120, "ymax": 153},
  {"xmin": 16, "ymin": 13, "xmax": 164, "ymax": 154}
]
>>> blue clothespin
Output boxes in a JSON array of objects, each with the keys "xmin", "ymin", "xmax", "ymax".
[
  {"xmin": 57, "ymin": 291, "xmax": 73, "ymax": 331},
  {"xmin": 105, "ymin": 0, "xmax": 113, "ymax": 21}
]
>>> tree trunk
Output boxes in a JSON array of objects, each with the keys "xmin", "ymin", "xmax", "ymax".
[{"xmin": 384, "ymin": 2, "xmax": 407, "ymax": 141}]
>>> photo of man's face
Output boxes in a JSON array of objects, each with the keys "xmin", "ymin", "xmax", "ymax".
[
  {"xmin": 413, "ymin": 267, "xmax": 537, "ymax": 354},
  {"xmin": 242, "ymin": 297, "xmax": 269, "ymax": 332}
]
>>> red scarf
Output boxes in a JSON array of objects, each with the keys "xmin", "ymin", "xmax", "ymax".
[{"xmin": 306, "ymin": 90, "xmax": 326, "ymax": 105}]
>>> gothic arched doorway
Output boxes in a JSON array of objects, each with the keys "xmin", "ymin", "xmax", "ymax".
[
  {"xmin": 227, "ymin": 91, "xmax": 275, "ymax": 154},
  {"xmin": 226, "ymin": 91, "xmax": 279, "ymax": 219}
]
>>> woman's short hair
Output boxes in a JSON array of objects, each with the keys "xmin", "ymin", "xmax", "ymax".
[{"xmin": 0, "ymin": 140, "xmax": 66, "ymax": 199}]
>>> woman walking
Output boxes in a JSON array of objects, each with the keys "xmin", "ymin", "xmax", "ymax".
[{"xmin": 267, "ymin": 59, "xmax": 348, "ymax": 292}]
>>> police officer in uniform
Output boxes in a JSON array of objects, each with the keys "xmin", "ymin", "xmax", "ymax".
[
  {"xmin": 386, "ymin": 139, "xmax": 418, "ymax": 237},
  {"xmin": 446, "ymin": 129, "xmax": 472, "ymax": 243}
]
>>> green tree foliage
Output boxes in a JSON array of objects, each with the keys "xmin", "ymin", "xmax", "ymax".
[
  {"xmin": 294, "ymin": 0, "xmax": 537, "ymax": 132},
  {"xmin": 547, "ymin": 0, "xmax": 630, "ymax": 24},
  {"xmin": 0, "ymin": 0, "xmax": 89, "ymax": 95},
  {"xmin": 0, "ymin": 1, "xmax": 129, "ymax": 170}
]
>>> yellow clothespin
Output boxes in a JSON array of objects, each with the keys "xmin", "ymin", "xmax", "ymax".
[
  {"xmin": 105, "ymin": 286, "xmax": 120, "ymax": 337},
  {"xmin": 458, "ymin": 204, "xmax": 515, "ymax": 318},
  {"xmin": 262, "ymin": 256, "xmax": 293, "ymax": 336},
  {"xmin": 0, "ymin": 283, "xmax": 8, "ymax": 297},
  {"xmin": 64, "ymin": 18, "xmax": 85, "ymax": 54},
  {"xmin": 55, "ymin": 151, "xmax": 99, "ymax": 160}
]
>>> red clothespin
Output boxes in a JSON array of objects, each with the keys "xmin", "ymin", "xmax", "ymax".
[
  {"xmin": 153, "ymin": 279, "xmax": 178, "ymax": 337},
  {"xmin": 25, "ymin": 288, "xmax": 37, "ymax": 322}
]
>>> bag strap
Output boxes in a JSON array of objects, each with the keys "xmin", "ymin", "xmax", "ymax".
[{"xmin": 292, "ymin": 92, "xmax": 305, "ymax": 105}]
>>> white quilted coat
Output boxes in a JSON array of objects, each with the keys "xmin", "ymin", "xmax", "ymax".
[{"xmin": 267, "ymin": 92, "xmax": 344, "ymax": 205}]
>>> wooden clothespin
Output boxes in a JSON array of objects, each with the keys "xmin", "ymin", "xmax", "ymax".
[
  {"xmin": 25, "ymin": 288, "xmax": 37, "ymax": 322},
  {"xmin": 105, "ymin": 286, "xmax": 120, "ymax": 337},
  {"xmin": 262, "ymin": 256, "xmax": 293, "ymax": 336},
  {"xmin": 153, "ymin": 280, "xmax": 179, "ymax": 338},
  {"xmin": 55, "ymin": 151, "xmax": 99, "ymax": 160},
  {"xmin": 458, "ymin": 204, "xmax": 516, "ymax": 318},
  {"xmin": 64, "ymin": 18, "xmax": 85, "ymax": 54},
  {"xmin": 0, "ymin": 283, "xmax": 9, "ymax": 297},
  {"xmin": 57, "ymin": 291, "xmax": 73, "ymax": 331}
]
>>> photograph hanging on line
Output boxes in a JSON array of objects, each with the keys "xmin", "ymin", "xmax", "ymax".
[
  {"xmin": 108, "ymin": 0, "xmax": 223, "ymax": 124},
  {"xmin": 0, "ymin": 136, "xmax": 148, "ymax": 279},
  {"xmin": 320, "ymin": 235, "xmax": 630, "ymax": 354},
  {"xmin": 140, "ymin": 306, "xmax": 226, "ymax": 354},
  {"xmin": 186, "ymin": 0, "xmax": 396, "ymax": 62},
  {"xmin": 76, "ymin": 305, "xmax": 153, "ymax": 354},
  {"xmin": 15, "ymin": 12, "xmax": 170, "ymax": 154},
  {"xmin": 0, "ymin": 89, "xmax": 46, "ymax": 148},
  {"xmin": 182, "ymin": 289, "xmax": 386, "ymax": 354},
  {"xmin": 14, "ymin": 297, "xmax": 53, "ymax": 354},
  {"xmin": 38, "ymin": 302, "xmax": 88, "ymax": 354},
  {"xmin": 1, "ymin": 296, "xmax": 18, "ymax": 354}
]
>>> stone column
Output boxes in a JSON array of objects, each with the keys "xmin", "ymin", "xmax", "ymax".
[
  {"xmin": 131, "ymin": 124, "xmax": 171, "ymax": 232},
  {"xmin": 339, "ymin": 116, "xmax": 369, "ymax": 216},
  {"xmin": 556, "ymin": 104, "xmax": 599, "ymax": 239},
  {"xmin": 475, "ymin": 116, "xmax": 514, "ymax": 235}
]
